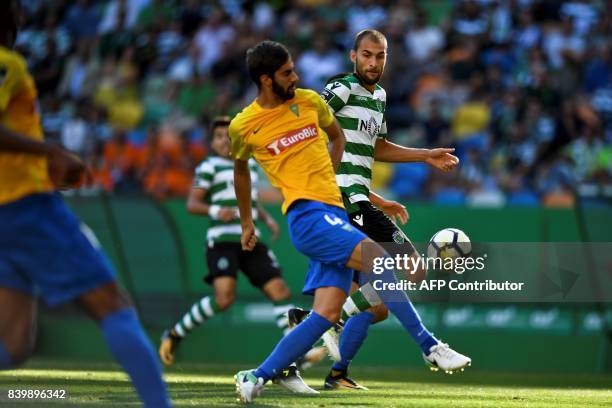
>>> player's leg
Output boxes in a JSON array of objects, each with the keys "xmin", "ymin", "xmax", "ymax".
[
  {"xmin": 345, "ymin": 239, "xmax": 471, "ymax": 372},
  {"xmin": 173, "ymin": 276, "xmax": 236, "ymax": 337},
  {"xmin": 345, "ymin": 240, "xmax": 437, "ymax": 348},
  {"xmin": 327, "ymin": 202, "xmax": 420, "ymax": 388},
  {"xmin": 78, "ymin": 281, "xmax": 170, "ymax": 408},
  {"xmin": 291, "ymin": 203, "xmax": 399, "ymax": 385},
  {"xmin": 34, "ymin": 195, "xmax": 170, "ymax": 407},
  {"xmin": 235, "ymin": 202, "xmax": 361, "ymax": 402},
  {"xmin": 0, "ymin": 288, "xmax": 37, "ymax": 368},
  {"xmin": 341, "ymin": 202, "xmax": 425, "ymax": 322},
  {"xmin": 254, "ymin": 284, "xmax": 346, "ymax": 380},
  {"xmin": 244, "ymin": 244, "xmax": 293, "ymax": 336},
  {"xmin": 160, "ymin": 243, "xmax": 240, "ymax": 364},
  {"xmin": 324, "ymin": 280, "xmax": 372, "ymax": 390},
  {"xmin": 261, "ymin": 277, "xmax": 296, "ymax": 335},
  {"xmin": 266, "ymin": 273, "xmax": 329, "ymax": 372},
  {"xmin": 242, "ymin": 243, "xmax": 321, "ymax": 394},
  {"xmin": 1, "ymin": 193, "xmax": 169, "ymax": 406},
  {"xmin": 236, "ymin": 285, "xmax": 344, "ymax": 402},
  {"xmin": 0, "ymin": 196, "xmax": 42, "ymax": 369},
  {"xmin": 160, "ymin": 276, "xmax": 236, "ymax": 364}
]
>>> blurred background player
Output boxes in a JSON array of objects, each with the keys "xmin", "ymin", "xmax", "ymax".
[
  {"xmin": 0, "ymin": 2, "xmax": 170, "ymax": 407},
  {"xmin": 158, "ymin": 115, "xmax": 324, "ymax": 393},
  {"xmin": 230, "ymin": 40, "xmax": 468, "ymax": 404},
  {"xmin": 306, "ymin": 29, "xmax": 463, "ymax": 390}
]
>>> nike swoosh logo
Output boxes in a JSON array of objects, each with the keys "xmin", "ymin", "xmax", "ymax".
[{"xmin": 330, "ymin": 82, "xmax": 341, "ymax": 91}]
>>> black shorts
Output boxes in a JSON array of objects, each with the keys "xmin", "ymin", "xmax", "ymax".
[
  {"xmin": 204, "ymin": 241, "xmax": 282, "ymax": 288},
  {"xmin": 347, "ymin": 200, "xmax": 416, "ymax": 284}
]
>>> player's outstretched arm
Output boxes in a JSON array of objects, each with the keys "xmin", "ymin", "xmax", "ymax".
[
  {"xmin": 374, "ymin": 139, "xmax": 459, "ymax": 171},
  {"xmin": 369, "ymin": 191, "xmax": 409, "ymax": 225},
  {"xmin": 234, "ymin": 158, "xmax": 257, "ymax": 250},
  {"xmin": 322, "ymin": 118, "xmax": 346, "ymax": 171}
]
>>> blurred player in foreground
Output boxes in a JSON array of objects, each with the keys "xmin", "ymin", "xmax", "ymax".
[
  {"xmin": 0, "ymin": 2, "xmax": 170, "ymax": 406},
  {"xmin": 158, "ymin": 116, "xmax": 325, "ymax": 393},
  {"xmin": 230, "ymin": 40, "xmax": 469, "ymax": 404}
]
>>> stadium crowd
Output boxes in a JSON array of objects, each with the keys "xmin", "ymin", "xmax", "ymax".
[{"xmin": 15, "ymin": 0, "xmax": 612, "ymax": 206}]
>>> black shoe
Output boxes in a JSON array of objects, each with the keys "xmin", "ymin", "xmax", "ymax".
[
  {"xmin": 287, "ymin": 308, "xmax": 310, "ymax": 328},
  {"xmin": 324, "ymin": 370, "xmax": 369, "ymax": 390}
]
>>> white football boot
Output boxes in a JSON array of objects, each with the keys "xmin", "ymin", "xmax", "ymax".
[
  {"xmin": 234, "ymin": 370, "xmax": 265, "ymax": 403},
  {"xmin": 273, "ymin": 365, "xmax": 319, "ymax": 394},
  {"xmin": 423, "ymin": 342, "xmax": 472, "ymax": 374}
]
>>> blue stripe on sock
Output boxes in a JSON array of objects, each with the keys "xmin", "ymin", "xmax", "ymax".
[
  {"xmin": 332, "ymin": 311, "xmax": 374, "ymax": 372},
  {"xmin": 0, "ymin": 341, "xmax": 12, "ymax": 369},
  {"xmin": 101, "ymin": 308, "xmax": 171, "ymax": 408},
  {"xmin": 254, "ymin": 311, "xmax": 333, "ymax": 381}
]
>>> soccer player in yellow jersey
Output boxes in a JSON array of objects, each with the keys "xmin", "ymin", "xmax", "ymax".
[
  {"xmin": 231, "ymin": 41, "xmax": 470, "ymax": 403},
  {"xmin": 0, "ymin": 2, "xmax": 170, "ymax": 407}
]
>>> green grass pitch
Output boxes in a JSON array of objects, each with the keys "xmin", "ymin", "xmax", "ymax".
[{"xmin": 1, "ymin": 360, "xmax": 610, "ymax": 407}]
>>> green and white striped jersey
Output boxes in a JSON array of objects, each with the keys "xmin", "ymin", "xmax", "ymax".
[
  {"xmin": 193, "ymin": 156, "xmax": 260, "ymax": 245},
  {"xmin": 320, "ymin": 73, "xmax": 387, "ymax": 212}
]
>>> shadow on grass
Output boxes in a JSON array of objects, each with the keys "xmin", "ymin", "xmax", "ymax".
[{"xmin": 10, "ymin": 359, "xmax": 612, "ymax": 391}]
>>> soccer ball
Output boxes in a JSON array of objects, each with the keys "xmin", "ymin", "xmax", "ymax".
[{"xmin": 427, "ymin": 228, "xmax": 471, "ymax": 260}]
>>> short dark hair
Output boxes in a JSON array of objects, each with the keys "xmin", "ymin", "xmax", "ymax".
[
  {"xmin": 205, "ymin": 116, "xmax": 231, "ymax": 150},
  {"xmin": 352, "ymin": 29, "xmax": 387, "ymax": 51},
  {"xmin": 210, "ymin": 115, "xmax": 231, "ymax": 134},
  {"xmin": 246, "ymin": 41, "xmax": 291, "ymax": 88}
]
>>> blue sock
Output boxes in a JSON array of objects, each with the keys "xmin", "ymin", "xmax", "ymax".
[
  {"xmin": 254, "ymin": 311, "xmax": 333, "ymax": 381},
  {"xmin": 332, "ymin": 311, "xmax": 374, "ymax": 372},
  {"xmin": 0, "ymin": 341, "xmax": 12, "ymax": 369},
  {"xmin": 385, "ymin": 298, "xmax": 438, "ymax": 354},
  {"xmin": 375, "ymin": 258, "xmax": 438, "ymax": 355},
  {"xmin": 101, "ymin": 308, "xmax": 171, "ymax": 408}
]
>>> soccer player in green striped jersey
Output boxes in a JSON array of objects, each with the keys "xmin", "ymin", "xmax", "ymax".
[
  {"xmin": 314, "ymin": 29, "xmax": 470, "ymax": 389},
  {"xmin": 159, "ymin": 117, "xmax": 324, "ymax": 393}
]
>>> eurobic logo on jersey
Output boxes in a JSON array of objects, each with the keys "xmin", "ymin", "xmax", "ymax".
[{"xmin": 266, "ymin": 124, "xmax": 318, "ymax": 156}]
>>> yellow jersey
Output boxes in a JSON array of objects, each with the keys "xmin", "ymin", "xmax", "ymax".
[
  {"xmin": 229, "ymin": 88, "xmax": 343, "ymax": 214},
  {"xmin": 0, "ymin": 46, "xmax": 53, "ymax": 205}
]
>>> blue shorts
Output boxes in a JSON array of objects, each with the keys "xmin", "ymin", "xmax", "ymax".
[
  {"xmin": 0, "ymin": 193, "xmax": 116, "ymax": 306},
  {"xmin": 287, "ymin": 200, "xmax": 366, "ymax": 296}
]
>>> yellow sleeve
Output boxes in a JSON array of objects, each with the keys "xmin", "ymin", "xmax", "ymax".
[
  {"xmin": 0, "ymin": 53, "xmax": 26, "ymax": 112},
  {"xmin": 228, "ymin": 117, "xmax": 252, "ymax": 161},
  {"xmin": 304, "ymin": 89, "xmax": 334, "ymax": 128}
]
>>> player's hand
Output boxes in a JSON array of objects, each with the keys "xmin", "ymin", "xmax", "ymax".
[
  {"xmin": 47, "ymin": 144, "xmax": 89, "ymax": 189},
  {"xmin": 379, "ymin": 199, "xmax": 409, "ymax": 225},
  {"xmin": 265, "ymin": 217, "xmax": 280, "ymax": 241},
  {"xmin": 241, "ymin": 222, "xmax": 257, "ymax": 251},
  {"xmin": 425, "ymin": 148, "xmax": 459, "ymax": 172},
  {"xmin": 217, "ymin": 208, "xmax": 238, "ymax": 221}
]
